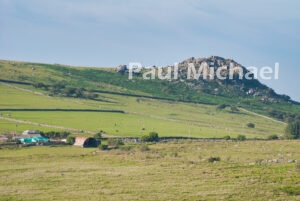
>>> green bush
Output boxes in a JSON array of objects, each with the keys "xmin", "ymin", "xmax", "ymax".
[
  {"xmin": 141, "ymin": 132, "xmax": 159, "ymax": 142},
  {"xmin": 149, "ymin": 132, "xmax": 159, "ymax": 141},
  {"xmin": 267, "ymin": 134, "xmax": 278, "ymax": 140},
  {"xmin": 246, "ymin": 123, "xmax": 255, "ymax": 128},
  {"xmin": 93, "ymin": 131, "xmax": 102, "ymax": 141},
  {"xmin": 66, "ymin": 136, "xmax": 75, "ymax": 145},
  {"xmin": 285, "ymin": 121, "xmax": 300, "ymax": 139},
  {"xmin": 141, "ymin": 135, "xmax": 150, "ymax": 142},
  {"xmin": 223, "ymin": 135, "xmax": 231, "ymax": 140},
  {"xmin": 41, "ymin": 131, "xmax": 70, "ymax": 139},
  {"xmin": 236, "ymin": 135, "xmax": 246, "ymax": 141},
  {"xmin": 98, "ymin": 144, "xmax": 108, "ymax": 150}
]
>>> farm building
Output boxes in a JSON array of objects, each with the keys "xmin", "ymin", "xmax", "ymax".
[
  {"xmin": 17, "ymin": 130, "xmax": 49, "ymax": 144},
  {"xmin": 19, "ymin": 136, "xmax": 49, "ymax": 144},
  {"xmin": 73, "ymin": 137, "xmax": 99, "ymax": 148}
]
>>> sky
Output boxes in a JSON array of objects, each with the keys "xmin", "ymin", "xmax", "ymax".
[{"xmin": 1, "ymin": 0, "xmax": 300, "ymax": 101}]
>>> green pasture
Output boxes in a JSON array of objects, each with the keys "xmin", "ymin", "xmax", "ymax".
[
  {"xmin": 1, "ymin": 140, "xmax": 300, "ymax": 200},
  {"xmin": 0, "ymin": 83, "xmax": 285, "ymax": 138},
  {"xmin": 0, "ymin": 119, "xmax": 64, "ymax": 134},
  {"xmin": 1, "ymin": 111, "xmax": 246, "ymax": 138}
]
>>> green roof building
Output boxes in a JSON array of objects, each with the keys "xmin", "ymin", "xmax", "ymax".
[{"xmin": 19, "ymin": 136, "xmax": 49, "ymax": 144}]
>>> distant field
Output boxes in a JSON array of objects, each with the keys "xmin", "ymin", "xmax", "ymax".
[
  {"xmin": 0, "ymin": 111, "xmax": 243, "ymax": 138},
  {"xmin": 1, "ymin": 140, "xmax": 300, "ymax": 200},
  {"xmin": 0, "ymin": 83, "xmax": 284, "ymax": 138},
  {"xmin": 0, "ymin": 84, "xmax": 100, "ymax": 109},
  {"xmin": 0, "ymin": 119, "xmax": 63, "ymax": 134}
]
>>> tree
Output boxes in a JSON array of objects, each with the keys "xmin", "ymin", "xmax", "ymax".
[{"xmin": 285, "ymin": 121, "xmax": 300, "ymax": 139}]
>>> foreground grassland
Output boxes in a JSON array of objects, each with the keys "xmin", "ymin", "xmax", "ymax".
[{"xmin": 1, "ymin": 140, "xmax": 300, "ymax": 200}]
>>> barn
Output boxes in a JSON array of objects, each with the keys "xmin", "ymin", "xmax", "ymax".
[{"xmin": 73, "ymin": 137, "xmax": 99, "ymax": 148}]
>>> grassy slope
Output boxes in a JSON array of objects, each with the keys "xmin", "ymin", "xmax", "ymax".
[
  {"xmin": 1, "ymin": 141, "xmax": 300, "ymax": 200},
  {"xmin": 1, "ymin": 59, "xmax": 300, "ymax": 117},
  {"xmin": 0, "ymin": 83, "xmax": 284, "ymax": 138},
  {"xmin": 0, "ymin": 84, "xmax": 97, "ymax": 109}
]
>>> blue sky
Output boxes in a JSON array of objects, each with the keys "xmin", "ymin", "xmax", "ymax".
[{"xmin": 1, "ymin": 0, "xmax": 300, "ymax": 101}]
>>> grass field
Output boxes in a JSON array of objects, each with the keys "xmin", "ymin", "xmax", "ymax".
[
  {"xmin": 1, "ymin": 60, "xmax": 300, "ymax": 201},
  {"xmin": 0, "ymin": 84, "xmax": 100, "ymax": 109},
  {"xmin": 0, "ymin": 59, "xmax": 296, "ymax": 139},
  {"xmin": 1, "ymin": 140, "xmax": 300, "ymax": 200},
  {"xmin": 0, "ymin": 83, "xmax": 284, "ymax": 138}
]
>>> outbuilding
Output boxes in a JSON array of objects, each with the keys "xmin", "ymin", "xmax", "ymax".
[
  {"xmin": 19, "ymin": 136, "xmax": 49, "ymax": 144},
  {"xmin": 73, "ymin": 137, "xmax": 99, "ymax": 148}
]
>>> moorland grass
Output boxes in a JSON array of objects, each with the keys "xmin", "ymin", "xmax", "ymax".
[{"xmin": 0, "ymin": 140, "xmax": 300, "ymax": 200}]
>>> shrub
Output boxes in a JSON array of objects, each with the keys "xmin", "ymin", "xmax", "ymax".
[
  {"xmin": 94, "ymin": 131, "xmax": 102, "ymax": 140},
  {"xmin": 223, "ymin": 135, "xmax": 231, "ymax": 140},
  {"xmin": 236, "ymin": 135, "xmax": 246, "ymax": 141},
  {"xmin": 66, "ymin": 136, "xmax": 75, "ymax": 145},
  {"xmin": 246, "ymin": 123, "xmax": 255, "ymax": 128},
  {"xmin": 41, "ymin": 131, "xmax": 70, "ymax": 139},
  {"xmin": 98, "ymin": 144, "xmax": 108, "ymax": 150},
  {"xmin": 208, "ymin": 156, "xmax": 221, "ymax": 163},
  {"xmin": 267, "ymin": 134, "xmax": 278, "ymax": 140},
  {"xmin": 148, "ymin": 132, "xmax": 159, "ymax": 142},
  {"xmin": 141, "ymin": 135, "xmax": 150, "ymax": 142},
  {"xmin": 285, "ymin": 121, "xmax": 300, "ymax": 139},
  {"xmin": 141, "ymin": 132, "xmax": 159, "ymax": 142}
]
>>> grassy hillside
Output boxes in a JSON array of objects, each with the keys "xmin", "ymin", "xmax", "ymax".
[
  {"xmin": 2, "ymin": 59, "xmax": 300, "ymax": 138},
  {"xmin": 0, "ymin": 80, "xmax": 284, "ymax": 138},
  {"xmin": 1, "ymin": 59, "xmax": 300, "ymax": 201},
  {"xmin": 1, "ymin": 59, "xmax": 300, "ymax": 121}
]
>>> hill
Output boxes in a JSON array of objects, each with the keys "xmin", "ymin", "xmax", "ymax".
[{"xmin": 0, "ymin": 57, "xmax": 298, "ymax": 138}]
